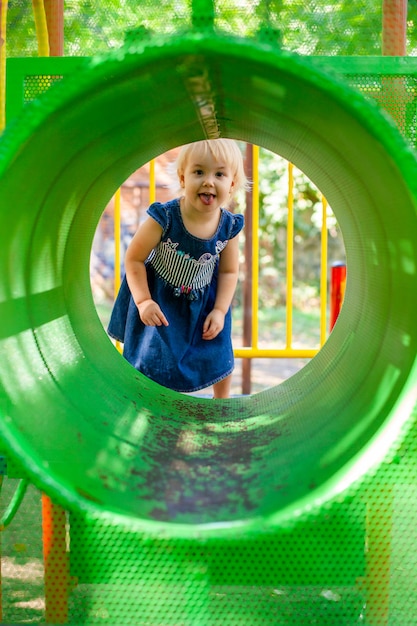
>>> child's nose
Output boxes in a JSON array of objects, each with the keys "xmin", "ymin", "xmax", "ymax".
[{"xmin": 203, "ymin": 174, "xmax": 215, "ymax": 186}]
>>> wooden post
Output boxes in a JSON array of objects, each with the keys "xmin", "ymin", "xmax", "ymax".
[
  {"xmin": 0, "ymin": 0, "xmax": 8, "ymax": 131},
  {"xmin": 379, "ymin": 0, "xmax": 411, "ymax": 134},
  {"xmin": 44, "ymin": 0, "xmax": 64, "ymax": 57},
  {"xmin": 365, "ymin": 485, "xmax": 393, "ymax": 626},
  {"xmin": 382, "ymin": 0, "xmax": 407, "ymax": 56},
  {"xmin": 42, "ymin": 495, "xmax": 69, "ymax": 623},
  {"xmin": 0, "ymin": 475, "xmax": 3, "ymax": 622}
]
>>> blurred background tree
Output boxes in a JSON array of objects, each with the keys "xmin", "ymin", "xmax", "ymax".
[{"xmin": 5, "ymin": 0, "xmax": 417, "ymax": 57}]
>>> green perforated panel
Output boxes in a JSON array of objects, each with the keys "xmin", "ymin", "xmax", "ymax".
[{"xmin": 1, "ymin": 9, "xmax": 417, "ymax": 626}]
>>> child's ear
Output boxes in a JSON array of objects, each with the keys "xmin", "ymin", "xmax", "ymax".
[{"xmin": 179, "ymin": 172, "xmax": 185, "ymax": 188}]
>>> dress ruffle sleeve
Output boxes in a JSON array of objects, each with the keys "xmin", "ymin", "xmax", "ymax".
[
  {"xmin": 228, "ymin": 212, "xmax": 244, "ymax": 239},
  {"xmin": 147, "ymin": 201, "xmax": 170, "ymax": 235}
]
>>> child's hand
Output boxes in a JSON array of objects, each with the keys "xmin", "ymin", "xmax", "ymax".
[
  {"xmin": 202, "ymin": 309, "xmax": 225, "ymax": 340},
  {"xmin": 137, "ymin": 299, "xmax": 169, "ymax": 327}
]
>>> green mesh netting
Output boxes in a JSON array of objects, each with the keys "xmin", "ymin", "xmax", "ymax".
[{"xmin": 2, "ymin": 5, "xmax": 417, "ymax": 626}]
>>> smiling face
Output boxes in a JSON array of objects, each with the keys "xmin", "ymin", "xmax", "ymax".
[{"xmin": 179, "ymin": 149, "xmax": 235, "ymax": 216}]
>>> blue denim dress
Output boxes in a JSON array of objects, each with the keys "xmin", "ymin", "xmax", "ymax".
[{"xmin": 108, "ymin": 199, "xmax": 244, "ymax": 392}]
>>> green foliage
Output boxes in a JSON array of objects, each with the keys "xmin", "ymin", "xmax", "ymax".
[
  {"xmin": 233, "ymin": 302, "xmax": 321, "ymax": 347},
  {"xmin": 7, "ymin": 2, "xmax": 37, "ymax": 57},
  {"xmin": 277, "ymin": 0, "xmax": 383, "ymax": 55},
  {"xmin": 5, "ymin": 0, "xmax": 417, "ymax": 58}
]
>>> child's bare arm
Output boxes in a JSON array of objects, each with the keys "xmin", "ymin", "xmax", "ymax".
[
  {"xmin": 202, "ymin": 234, "xmax": 240, "ymax": 340},
  {"xmin": 125, "ymin": 217, "xmax": 169, "ymax": 327}
]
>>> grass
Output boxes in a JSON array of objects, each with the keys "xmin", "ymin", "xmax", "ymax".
[{"xmin": 232, "ymin": 304, "xmax": 322, "ymax": 349}]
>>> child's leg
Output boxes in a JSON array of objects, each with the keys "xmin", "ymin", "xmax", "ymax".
[{"xmin": 213, "ymin": 374, "xmax": 232, "ymax": 399}]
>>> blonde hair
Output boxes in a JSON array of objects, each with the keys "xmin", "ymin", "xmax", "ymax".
[{"xmin": 175, "ymin": 139, "xmax": 249, "ymax": 202}]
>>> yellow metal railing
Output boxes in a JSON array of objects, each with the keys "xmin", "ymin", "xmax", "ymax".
[
  {"xmin": 285, "ymin": 160, "xmax": 294, "ymax": 352},
  {"xmin": 114, "ymin": 188, "xmax": 122, "ymax": 297},
  {"xmin": 234, "ymin": 146, "xmax": 327, "ymax": 360},
  {"xmin": 32, "ymin": 0, "xmax": 50, "ymax": 56}
]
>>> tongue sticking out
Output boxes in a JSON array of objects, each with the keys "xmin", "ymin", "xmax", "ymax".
[{"xmin": 200, "ymin": 193, "xmax": 214, "ymax": 206}]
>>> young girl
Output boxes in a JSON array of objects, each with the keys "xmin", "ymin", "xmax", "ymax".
[{"xmin": 108, "ymin": 138, "xmax": 247, "ymax": 398}]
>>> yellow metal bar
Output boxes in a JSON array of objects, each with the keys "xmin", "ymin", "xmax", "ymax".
[
  {"xmin": 114, "ymin": 188, "xmax": 121, "ymax": 298},
  {"xmin": 235, "ymin": 347, "xmax": 318, "ymax": 359},
  {"xmin": 32, "ymin": 0, "xmax": 50, "ymax": 56},
  {"xmin": 320, "ymin": 195, "xmax": 328, "ymax": 345},
  {"xmin": 286, "ymin": 162, "xmax": 294, "ymax": 349},
  {"xmin": 149, "ymin": 159, "xmax": 156, "ymax": 204},
  {"xmin": 114, "ymin": 188, "xmax": 122, "ymax": 353},
  {"xmin": 251, "ymin": 145, "xmax": 260, "ymax": 349},
  {"xmin": 0, "ymin": 0, "xmax": 7, "ymax": 131}
]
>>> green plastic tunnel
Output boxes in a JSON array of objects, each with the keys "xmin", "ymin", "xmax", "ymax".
[{"xmin": 1, "ymin": 30, "xmax": 417, "ymax": 538}]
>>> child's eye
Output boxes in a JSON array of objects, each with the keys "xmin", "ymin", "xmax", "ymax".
[
  {"xmin": 194, "ymin": 169, "xmax": 204, "ymax": 175},
  {"xmin": 216, "ymin": 172, "xmax": 225, "ymax": 178}
]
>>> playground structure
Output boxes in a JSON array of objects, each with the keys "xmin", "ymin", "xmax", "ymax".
[{"xmin": 1, "ymin": 1, "xmax": 417, "ymax": 624}]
